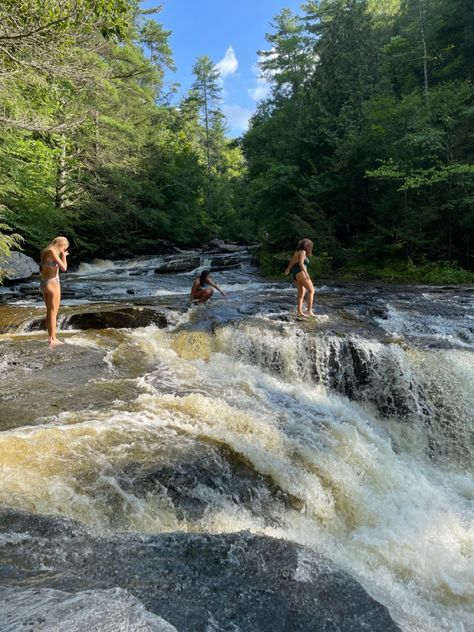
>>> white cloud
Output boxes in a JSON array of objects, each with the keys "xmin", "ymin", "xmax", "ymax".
[
  {"xmin": 248, "ymin": 76, "xmax": 271, "ymax": 102},
  {"xmin": 247, "ymin": 53, "xmax": 276, "ymax": 102},
  {"xmin": 223, "ymin": 104, "xmax": 253, "ymax": 133},
  {"xmin": 215, "ymin": 46, "xmax": 238, "ymax": 78}
]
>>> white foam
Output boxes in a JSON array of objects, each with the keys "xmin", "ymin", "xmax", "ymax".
[{"xmin": 376, "ymin": 305, "xmax": 474, "ymax": 348}]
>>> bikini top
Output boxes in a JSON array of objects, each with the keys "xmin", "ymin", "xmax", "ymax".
[{"xmin": 40, "ymin": 260, "xmax": 59, "ymax": 277}]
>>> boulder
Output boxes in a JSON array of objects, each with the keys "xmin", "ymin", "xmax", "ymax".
[
  {"xmin": 0, "ymin": 508, "xmax": 401, "ymax": 632},
  {"xmin": 210, "ymin": 255, "xmax": 243, "ymax": 271},
  {"xmin": 63, "ymin": 307, "xmax": 170, "ymax": 330},
  {"xmin": 155, "ymin": 257, "xmax": 201, "ymax": 274},
  {"xmin": 0, "ymin": 251, "xmax": 39, "ymax": 283},
  {"xmin": 207, "ymin": 239, "xmax": 247, "ymax": 253},
  {"xmin": 25, "ymin": 306, "xmax": 172, "ymax": 331}
]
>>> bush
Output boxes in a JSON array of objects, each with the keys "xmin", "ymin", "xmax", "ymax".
[
  {"xmin": 255, "ymin": 247, "xmax": 333, "ymax": 278},
  {"xmin": 339, "ymin": 259, "xmax": 474, "ymax": 284}
]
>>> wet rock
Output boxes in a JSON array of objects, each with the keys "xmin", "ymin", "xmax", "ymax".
[
  {"xmin": 63, "ymin": 307, "xmax": 170, "ymax": 330},
  {"xmin": 0, "ymin": 508, "xmax": 401, "ymax": 632},
  {"xmin": 155, "ymin": 257, "xmax": 201, "ymax": 274},
  {"xmin": 119, "ymin": 442, "xmax": 299, "ymax": 525},
  {"xmin": 207, "ymin": 239, "xmax": 247, "ymax": 253},
  {"xmin": 0, "ymin": 306, "xmax": 42, "ymax": 333},
  {"xmin": 0, "ymin": 251, "xmax": 39, "ymax": 283},
  {"xmin": 0, "ymin": 586, "xmax": 177, "ymax": 632},
  {"xmin": 0, "ymin": 338, "xmax": 123, "ymax": 430},
  {"xmin": 210, "ymin": 255, "xmax": 242, "ymax": 271},
  {"xmin": 24, "ymin": 306, "xmax": 172, "ymax": 332}
]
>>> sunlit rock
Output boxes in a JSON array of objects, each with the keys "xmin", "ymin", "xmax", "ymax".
[
  {"xmin": 0, "ymin": 251, "xmax": 39, "ymax": 283},
  {"xmin": 0, "ymin": 586, "xmax": 177, "ymax": 632}
]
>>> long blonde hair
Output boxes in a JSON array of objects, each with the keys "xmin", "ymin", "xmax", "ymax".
[{"xmin": 41, "ymin": 236, "xmax": 69, "ymax": 261}]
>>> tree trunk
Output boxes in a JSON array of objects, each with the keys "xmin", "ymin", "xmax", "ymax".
[
  {"xmin": 417, "ymin": 0, "xmax": 429, "ymax": 98},
  {"xmin": 203, "ymin": 83, "xmax": 213, "ymax": 216},
  {"xmin": 55, "ymin": 135, "xmax": 67, "ymax": 209}
]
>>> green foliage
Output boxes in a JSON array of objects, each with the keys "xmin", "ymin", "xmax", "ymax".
[
  {"xmin": 241, "ymin": 0, "xmax": 474, "ymax": 281},
  {"xmin": 0, "ymin": 214, "xmax": 23, "ymax": 281},
  {"xmin": 0, "ymin": 1, "xmax": 247, "ymax": 260},
  {"xmin": 1, "ymin": 0, "xmax": 473, "ymax": 282},
  {"xmin": 340, "ymin": 259, "xmax": 474, "ymax": 283}
]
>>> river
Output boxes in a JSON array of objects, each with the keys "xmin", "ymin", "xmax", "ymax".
[{"xmin": 0, "ymin": 250, "xmax": 472, "ymax": 631}]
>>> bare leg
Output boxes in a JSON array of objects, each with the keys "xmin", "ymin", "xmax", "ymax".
[
  {"xmin": 42, "ymin": 288, "xmax": 53, "ymax": 343},
  {"xmin": 296, "ymin": 280, "xmax": 308, "ymax": 317},
  {"xmin": 305, "ymin": 282, "xmax": 316, "ymax": 316},
  {"xmin": 198, "ymin": 288, "xmax": 214, "ymax": 303},
  {"xmin": 296, "ymin": 273, "xmax": 315, "ymax": 316},
  {"xmin": 44, "ymin": 281, "xmax": 63, "ymax": 345}
]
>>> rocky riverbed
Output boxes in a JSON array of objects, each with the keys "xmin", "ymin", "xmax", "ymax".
[{"xmin": 0, "ymin": 249, "xmax": 472, "ymax": 631}]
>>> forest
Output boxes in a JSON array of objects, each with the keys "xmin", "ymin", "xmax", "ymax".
[{"xmin": 1, "ymin": 0, "xmax": 473, "ymax": 282}]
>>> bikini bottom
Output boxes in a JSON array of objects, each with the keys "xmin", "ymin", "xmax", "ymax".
[{"xmin": 40, "ymin": 277, "xmax": 59, "ymax": 293}]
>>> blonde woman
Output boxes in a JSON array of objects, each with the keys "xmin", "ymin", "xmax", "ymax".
[
  {"xmin": 40, "ymin": 236, "xmax": 69, "ymax": 345},
  {"xmin": 284, "ymin": 238, "xmax": 315, "ymax": 318}
]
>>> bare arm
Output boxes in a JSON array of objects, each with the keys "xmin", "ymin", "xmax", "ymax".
[
  {"xmin": 50, "ymin": 248, "xmax": 68, "ymax": 272},
  {"xmin": 208, "ymin": 277, "xmax": 226, "ymax": 296},
  {"xmin": 284, "ymin": 252, "xmax": 297, "ymax": 275}
]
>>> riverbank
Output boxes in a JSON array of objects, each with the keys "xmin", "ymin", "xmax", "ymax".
[{"xmin": 255, "ymin": 249, "xmax": 474, "ymax": 284}]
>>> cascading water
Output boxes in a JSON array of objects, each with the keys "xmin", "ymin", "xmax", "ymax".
[{"xmin": 0, "ymin": 255, "xmax": 472, "ymax": 631}]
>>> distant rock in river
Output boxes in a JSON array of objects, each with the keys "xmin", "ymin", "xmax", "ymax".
[{"xmin": 0, "ymin": 251, "xmax": 39, "ymax": 283}]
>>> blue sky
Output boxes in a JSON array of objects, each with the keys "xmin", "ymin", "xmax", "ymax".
[{"xmin": 141, "ymin": 0, "xmax": 303, "ymax": 136}]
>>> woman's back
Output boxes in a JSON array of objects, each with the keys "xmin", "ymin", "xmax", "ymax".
[{"xmin": 288, "ymin": 249, "xmax": 306, "ymax": 268}]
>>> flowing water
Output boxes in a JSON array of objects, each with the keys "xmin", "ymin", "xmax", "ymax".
[{"xmin": 0, "ymin": 252, "xmax": 473, "ymax": 631}]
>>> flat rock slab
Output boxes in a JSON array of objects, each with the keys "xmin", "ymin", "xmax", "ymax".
[{"xmin": 0, "ymin": 509, "xmax": 400, "ymax": 632}]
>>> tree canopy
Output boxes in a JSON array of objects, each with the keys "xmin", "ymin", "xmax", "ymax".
[
  {"xmin": 242, "ymin": 0, "xmax": 474, "ymax": 277},
  {"xmin": 0, "ymin": 0, "xmax": 473, "ymax": 281}
]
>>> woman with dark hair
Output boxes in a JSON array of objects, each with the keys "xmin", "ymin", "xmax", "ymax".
[
  {"xmin": 189, "ymin": 269, "xmax": 226, "ymax": 304},
  {"xmin": 284, "ymin": 238, "xmax": 316, "ymax": 318}
]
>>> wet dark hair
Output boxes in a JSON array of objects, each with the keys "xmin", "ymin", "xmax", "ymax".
[
  {"xmin": 199, "ymin": 269, "xmax": 209, "ymax": 285},
  {"xmin": 297, "ymin": 238, "xmax": 313, "ymax": 257}
]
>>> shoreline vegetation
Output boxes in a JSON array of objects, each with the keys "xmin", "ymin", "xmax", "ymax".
[
  {"xmin": 256, "ymin": 248, "xmax": 474, "ymax": 284},
  {"xmin": 3, "ymin": 242, "xmax": 474, "ymax": 286},
  {"xmin": 0, "ymin": 0, "xmax": 473, "ymax": 285}
]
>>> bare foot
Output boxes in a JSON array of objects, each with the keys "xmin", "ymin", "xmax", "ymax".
[
  {"xmin": 306, "ymin": 311, "xmax": 317, "ymax": 317},
  {"xmin": 296, "ymin": 312, "xmax": 308, "ymax": 319},
  {"xmin": 48, "ymin": 338, "xmax": 64, "ymax": 346}
]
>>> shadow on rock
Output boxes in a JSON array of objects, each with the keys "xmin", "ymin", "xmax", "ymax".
[{"xmin": 0, "ymin": 508, "xmax": 401, "ymax": 632}]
